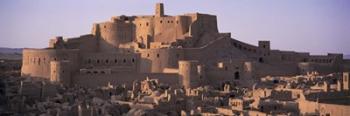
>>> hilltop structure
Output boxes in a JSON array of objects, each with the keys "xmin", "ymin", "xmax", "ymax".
[{"xmin": 21, "ymin": 3, "xmax": 350, "ymax": 88}]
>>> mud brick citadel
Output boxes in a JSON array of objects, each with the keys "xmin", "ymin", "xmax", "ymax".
[{"xmin": 21, "ymin": 3, "xmax": 350, "ymax": 89}]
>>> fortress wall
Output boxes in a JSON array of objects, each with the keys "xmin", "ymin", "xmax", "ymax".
[
  {"xmin": 153, "ymin": 16, "xmax": 178, "ymax": 43},
  {"xmin": 186, "ymin": 13, "xmax": 218, "ymax": 39},
  {"xmin": 298, "ymin": 99, "xmax": 350, "ymax": 115},
  {"xmin": 269, "ymin": 51, "xmax": 310, "ymax": 63},
  {"xmin": 254, "ymin": 62, "xmax": 299, "ymax": 77},
  {"xmin": 21, "ymin": 49, "xmax": 79, "ymax": 79},
  {"xmin": 73, "ymin": 72, "xmax": 179, "ymax": 88},
  {"xmin": 178, "ymin": 60, "xmax": 200, "ymax": 88},
  {"xmin": 308, "ymin": 55, "xmax": 339, "ymax": 64},
  {"xmin": 50, "ymin": 61, "xmax": 72, "ymax": 85},
  {"xmin": 139, "ymin": 48, "xmax": 184, "ymax": 73},
  {"xmin": 134, "ymin": 18, "xmax": 154, "ymax": 46},
  {"xmin": 229, "ymin": 38, "xmax": 264, "ymax": 59},
  {"xmin": 64, "ymin": 34, "xmax": 98, "ymax": 54},
  {"xmin": 205, "ymin": 62, "xmax": 243, "ymax": 87},
  {"xmin": 80, "ymin": 52, "xmax": 140, "ymax": 72},
  {"xmin": 298, "ymin": 62, "xmax": 338, "ymax": 74},
  {"xmin": 203, "ymin": 61, "xmax": 255, "ymax": 88},
  {"xmin": 175, "ymin": 16, "xmax": 191, "ymax": 38},
  {"xmin": 183, "ymin": 37, "xmax": 248, "ymax": 65},
  {"xmin": 97, "ymin": 21, "xmax": 135, "ymax": 52},
  {"xmin": 196, "ymin": 14, "xmax": 218, "ymax": 33},
  {"xmin": 343, "ymin": 59, "xmax": 350, "ymax": 72}
]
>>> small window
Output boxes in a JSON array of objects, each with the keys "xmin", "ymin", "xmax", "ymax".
[
  {"xmin": 105, "ymin": 59, "xmax": 109, "ymax": 63},
  {"xmin": 132, "ymin": 58, "xmax": 135, "ymax": 63},
  {"xmin": 147, "ymin": 54, "xmax": 150, "ymax": 57},
  {"xmin": 160, "ymin": 20, "xmax": 162, "ymax": 23},
  {"xmin": 146, "ymin": 22, "xmax": 149, "ymax": 26},
  {"xmin": 114, "ymin": 59, "xmax": 118, "ymax": 63},
  {"xmin": 176, "ymin": 21, "xmax": 179, "ymax": 24},
  {"xmin": 97, "ymin": 60, "xmax": 100, "ymax": 63},
  {"xmin": 157, "ymin": 54, "xmax": 160, "ymax": 58},
  {"xmin": 123, "ymin": 59, "xmax": 126, "ymax": 63}
]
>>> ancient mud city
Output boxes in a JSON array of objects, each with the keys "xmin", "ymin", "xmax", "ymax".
[{"xmin": 1, "ymin": 3, "xmax": 350, "ymax": 116}]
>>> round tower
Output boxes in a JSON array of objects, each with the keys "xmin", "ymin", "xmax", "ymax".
[
  {"xmin": 50, "ymin": 60, "xmax": 71, "ymax": 86},
  {"xmin": 178, "ymin": 60, "xmax": 201, "ymax": 88}
]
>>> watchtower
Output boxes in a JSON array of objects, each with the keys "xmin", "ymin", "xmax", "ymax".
[
  {"xmin": 179, "ymin": 60, "xmax": 201, "ymax": 88},
  {"xmin": 155, "ymin": 3, "xmax": 164, "ymax": 17},
  {"xmin": 343, "ymin": 72, "xmax": 349, "ymax": 90},
  {"xmin": 259, "ymin": 41, "xmax": 270, "ymax": 50}
]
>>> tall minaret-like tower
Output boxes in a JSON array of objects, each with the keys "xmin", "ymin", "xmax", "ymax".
[{"xmin": 155, "ymin": 3, "xmax": 164, "ymax": 17}]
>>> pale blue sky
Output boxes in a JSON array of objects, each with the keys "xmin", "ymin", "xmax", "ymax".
[{"xmin": 0, "ymin": 0, "xmax": 349, "ymax": 55}]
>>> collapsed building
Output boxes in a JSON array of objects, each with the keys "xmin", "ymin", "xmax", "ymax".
[{"xmin": 21, "ymin": 3, "xmax": 350, "ymax": 89}]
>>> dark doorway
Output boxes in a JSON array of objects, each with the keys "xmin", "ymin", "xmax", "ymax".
[
  {"xmin": 234, "ymin": 71, "xmax": 240, "ymax": 80},
  {"xmin": 259, "ymin": 57, "xmax": 264, "ymax": 63}
]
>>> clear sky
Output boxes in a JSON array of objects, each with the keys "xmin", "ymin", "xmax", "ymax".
[{"xmin": 1, "ymin": 0, "xmax": 349, "ymax": 55}]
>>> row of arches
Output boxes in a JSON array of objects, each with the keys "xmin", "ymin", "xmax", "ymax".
[
  {"xmin": 308, "ymin": 58, "xmax": 333, "ymax": 63},
  {"xmin": 26, "ymin": 56, "xmax": 65, "ymax": 65},
  {"xmin": 231, "ymin": 41, "xmax": 258, "ymax": 53},
  {"xmin": 85, "ymin": 58, "xmax": 136, "ymax": 65}
]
